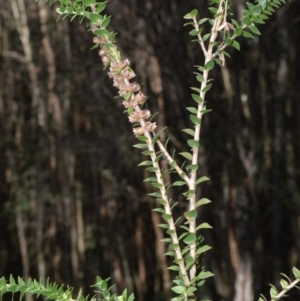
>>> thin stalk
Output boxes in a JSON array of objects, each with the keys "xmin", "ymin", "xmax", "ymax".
[
  {"xmin": 272, "ymin": 278, "xmax": 300, "ymax": 300},
  {"xmin": 89, "ymin": 4, "xmax": 191, "ymax": 288},
  {"xmin": 189, "ymin": 0, "xmax": 226, "ymax": 280},
  {"xmin": 156, "ymin": 140, "xmax": 191, "ymax": 185},
  {"xmin": 134, "ymin": 106, "xmax": 190, "ymax": 288}
]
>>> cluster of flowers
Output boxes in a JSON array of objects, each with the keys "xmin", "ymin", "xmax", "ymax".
[{"xmin": 93, "ymin": 37, "xmax": 157, "ymax": 137}]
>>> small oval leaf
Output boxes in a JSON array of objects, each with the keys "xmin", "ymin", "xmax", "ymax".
[
  {"xmin": 195, "ymin": 176, "xmax": 210, "ymax": 184},
  {"xmin": 179, "ymin": 152, "xmax": 193, "ymax": 160},
  {"xmin": 183, "ymin": 233, "xmax": 196, "ymax": 244},
  {"xmin": 195, "ymin": 198, "xmax": 211, "ymax": 207}
]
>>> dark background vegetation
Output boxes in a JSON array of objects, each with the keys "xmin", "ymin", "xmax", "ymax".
[{"xmin": 0, "ymin": 0, "xmax": 300, "ymax": 300}]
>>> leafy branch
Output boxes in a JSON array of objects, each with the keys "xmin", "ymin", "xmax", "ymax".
[
  {"xmin": 259, "ymin": 267, "xmax": 300, "ymax": 301},
  {"xmin": 3, "ymin": 0, "xmax": 296, "ymax": 300},
  {"xmin": 0, "ymin": 275, "xmax": 134, "ymax": 301},
  {"xmin": 0, "ymin": 275, "xmax": 76, "ymax": 301}
]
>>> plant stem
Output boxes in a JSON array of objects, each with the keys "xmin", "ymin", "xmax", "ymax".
[
  {"xmin": 189, "ymin": 0, "xmax": 226, "ymax": 280},
  {"xmin": 135, "ymin": 107, "xmax": 190, "ymax": 287},
  {"xmin": 273, "ymin": 278, "xmax": 300, "ymax": 300}
]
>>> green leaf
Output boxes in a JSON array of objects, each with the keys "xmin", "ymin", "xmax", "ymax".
[
  {"xmin": 204, "ymin": 60, "xmax": 214, "ymax": 70},
  {"xmin": 266, "ymin": 5, "xmax": 275, "ymax": 13},
  {"xmin": 180, "ymin": 225, "xmax": 189, "ymax": 231},
  {"xmin": 202, "ymin": 33, "xmax": 211, "ymax": 41},
  {"xmin": 101, "ymin": 281, "xmax": 107, "ymax": 290},
  {"xmin": 201, "ymin": 108, "xmax": 212, "ymax": 114},
  {"xmin": 189, "ymin": 29, "xmax": 199, "ymax": 36},
  {"xmin": 137, "ymin": 135, "xmax": 148, "ymax": 142},
  {"xmin": 152, "ymin": 127, "xmax": 167, "ymax": 144},
  {"xmin": 246, "ymin": 2, "xmax": 255, "ymax": 11},
  {"xmin": 231, "ymin": 18, "xmax": 239, "ymax": 27},
  {"xmin": 208, "ymin": 7, "xmax": 217, "ymax": 14},
  {"xmin": 232, "ymin": 40, "xmax": 240, "ymax": 50},
  {"xmin": 171, "ymin": 286, "xmax": 186, "ymax": 294},
  {"xmin": 198, "ymin": 18, "xmax": 210, "ymax": 25},
  {"xmin": 17, "ymin": 277, "xmax": 25, "ymax": 286},
  {"xmin": 197, "ymin": 271, "xmax": 214, "ymax": 280},
  {"xmin": 167, "ymin": 229, "xmax": 175, "ymax": 235},
  {"xmin": 235, "ymin": 27, "xmax": 243, "ymax": 36},
  {"xmin": 293, "ymin": 267, "xmax": 300, "ymax": 278},
  {"xmin": 186, "ymin": 286, "xmax": 197, "ymax": 294},
  {"xmin": 173, "ymin": 181, "xmax": 186, "ymax": 186},
  {"xmin": 162, "ymin": 214, "xmax": 172, "ymax": 221},
  {"xmin": 185, "ymin": 190, "xmax": 196, "ymax": 197},
  {"xmin": 190, "ymin": 9, "xmax": 198, "ymax": 18},
  {"xmin": 184, "ymin": 209, "xmax": 197, "ymax": 219},
  {"xmin": 96, "ymin": 2, "xmax": 107, "ymax": 13},
  {"xmin": 138, "ymin": 161, "xmax": 153, "ymax": 166},
  {"xmin": 183, "ymin": 13, "xmax": 192, "ymax": 19},
  {"xmin": 183, "ymin": 22, "xmax": 194, "ymax": 27},
  {"xmin": 214, "ymin": 58, "xmax": 222, "ymax": 66},
  {"xmin": 0, "ymin": 277, "xmax": 6, "ymax": 288},
  {"xmin": 184, "ymin": 254, "xmax": 193, "ymax": 263},
  {"xmin": 186, "ymin": 164, "xmax": 198, "ymax": 172},
  {"xmin": 196, "ymin": 74, "xmax": 204, "ymax": 82},
  {"xmin": 195, "ymin": 245, "xmax": 212, "ymax": 254},
  {"xmin": 249, "ymin": 24, "xmax": 261, "ymax": 35},
  {"xmin": 161, "ymin": 238, "xmax": 172, "ymax": 243},
  {"xmin": 127, "ymin": 294, "xmax": 134, "ymax": 301},
  {"xmin": 157, "ymin": 198, "xmax": 166, "ymax": 205},
  {"xmin": 258, "ymin": 295, "xmax": 267, "ymax": 301},
  {"xmin": 251, "ymin": 4, "xmax": 262, "ymax": 15},
  {"xmin": 102, "ymin": 16, "xmax": 111, "ymax": 27},
  {"xmin": 18, "ymin": 284, "xmax": 28, "ymax": 294},
  {"xmin": 183, "ymin": 233, "xmax": 196, "ymax": 244},
  {"xmin": 152, "ymin": 208, "xmax": 165, "ymax": 213},
  {"xmin": 151, "ymin": 182, "xmax": 162, "ymax": 188},
  {"xmin": 280, "ymin": 279, "xmax": 289, "ymax": 289},
  {"xmin": 195, "ymin": 198, "xmax": 211, "ymax": 207},
  {"xmin": 9, "ymin": 275, "xmax": 15, "ymax": 284},
  {"xmin": 142, "ymin": 150, "xmax": 154, "ymax": 155},
  {"xmin": 179, "ymin": 152, "xmax": 193, "ymax": 160},
  {"xmin": 190, "ymin": 87, "xmax": 201, "ymax": 93},
  {"xmin": 94, "ymin": 28, "xmax": 110, "ymax": 37},
  {"xmin": 243, "ymin": 16, "xmax": 251, "ymax": 26},
  {"xmin": 89, "ymin": 13, "xmax": 102, "ymax": 23},
  {"xmin": 133, "ymin": 143, "xmax": 148, "ymax": 149},
  {"xmin": 8, "ymin": 284, "xmax": 18, "ymax": 293},
  {"xmin": 259, "ymin": 14, "xmax": 269, "ymax": 20},
  {"xmin": 252, "ymin": 17, "xmax": 265, "ymax": 24},
  {"xmin": 270, "ymin": 287, "xmax": 278, "ymax": 298},
  {"xmin": 158, "ymin": 223, "xmax": 168, "ymax": 229},
  {"xmin": 185, "ymin": 258, "xmax": 194, "ymax": 270},
  {"xmin": 225, "ymin": 38, "xmax": 232, "ymax": 46},
  {"xmin": 146, "ymin": 167, "xmax": 158, "ymax": 173},
  {"xmin": 196, "ymin": 222, "xmax": 212, "ymax": 230},
  {"xmin": 190, "ymin": 115, "xmax": 201, "ymax": 125},
  {"xmin": 242, "ymin": 31, "xmax": 254, "ymax": 39},
  {"xmin": 56, "ymin": 6, "xmax": 66, "ymax": 14},
  {"xmin": 168, "ymin": 265, "xmax": 180, "ymax": 271},
  {"xmin": 66, "ymin": 7, "xmax": 74, "ymax": 14},
  {"xmin": 186, "ymin": 107, "xmax": 198, "ymax": 114},
  {"xmin": 149, "ymin": 191, "xmax": 161, "ymax": 197},
  {"xmin": 202, "ymin": 83, "xmax": 212, "ymax": 93},
  {"xmin": 182, "ymin": 129, "xmax": 195, "ymax": 136},
  {"xmin": 191, "ymin": 94, "xmax": 203, "ymax": 104},
  {"xmin": 83, "ymin": 0, "xmax": 96, "ymax": 6},
  {"xmin": 178, "ymin": 232, "xmax": 188, "ymax": 240},
  {"xmin": 187, "ymin": 139, "xmax": 199, "ymax": 148},
  {"xmin": 195, "ymin": 176, "xmax": 209, "ymax": 184},
  {"xmin": 164, "ymin": 251, "xmax": 175, "ymax": 256}
]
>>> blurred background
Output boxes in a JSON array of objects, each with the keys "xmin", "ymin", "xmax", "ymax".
[{"xmin": 0, "ymin": 0, "xmax": 300, "ymax": 300}]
